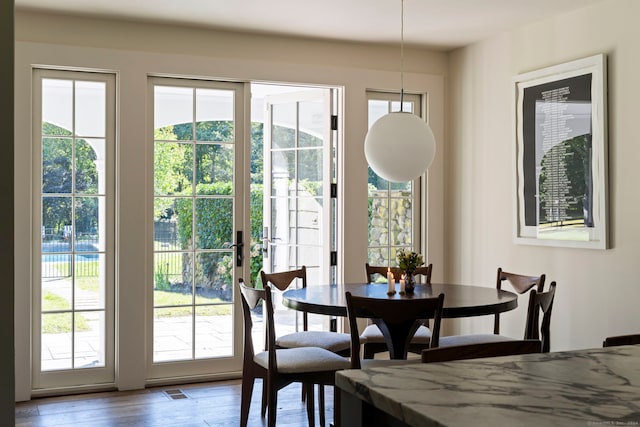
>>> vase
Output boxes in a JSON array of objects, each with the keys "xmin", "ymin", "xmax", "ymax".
[{"xmin": 404, "ymin": 271, "xmax": 416, "ymax": 293}]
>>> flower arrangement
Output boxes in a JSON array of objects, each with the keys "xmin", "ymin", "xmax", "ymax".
[{"xmin": 396, "ymin": 249, "xmax": 424, "ymax": 274}]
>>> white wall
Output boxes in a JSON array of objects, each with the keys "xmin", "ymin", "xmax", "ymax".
[
  {"xmin": 14, "ymin": 12, "xmax": 446, "ymax": 400},
  {"xmin": 447, "ymin": 0, "xmax": 640, "ymax": 350}
]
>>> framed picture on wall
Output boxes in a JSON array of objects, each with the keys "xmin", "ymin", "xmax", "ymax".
[{"xmin": 514, "ymin": 54, "xmax": 608, "ymax": 249}]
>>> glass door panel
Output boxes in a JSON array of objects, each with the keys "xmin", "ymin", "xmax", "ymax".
[
  {"xmin": 34, "ymin": 69, "xmax": 115, "ymax": 390},
  {"xmin": 149, "ymin": 79, "xmax": 244, "ymax": 379},
  {"xmin": 263, "ymin": 88, "xmax": 335, "ymax": 333}
]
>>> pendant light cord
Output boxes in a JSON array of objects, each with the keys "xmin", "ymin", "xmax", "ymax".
[{"xmin": 400, "ymin": 0, "xmax": 405, "ymax": 112}]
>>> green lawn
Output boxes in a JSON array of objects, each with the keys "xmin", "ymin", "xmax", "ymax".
[{"xmin": 42, "ymin": 291, "xmax": 90, "ymax": 333}]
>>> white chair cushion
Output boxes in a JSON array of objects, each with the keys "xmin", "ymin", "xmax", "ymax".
[
  {"xmin": 360, "ymin": 324, "xmax": 432, "ymax": 344},
  {"xmin": 254, "ymin": 347, "xmax": 350, "ymax": 374},
  {"xmin": 276, "ymin": 331, "xmax": 351, "ymax": 352},
  {"xmin": 438, "ymin": 334, "xmax": 514, "ymax": 347}
]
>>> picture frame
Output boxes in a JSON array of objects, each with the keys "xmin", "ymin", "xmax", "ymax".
[{"xmin": 513, "ymin": 54, "xmax": 608, "ymax": 249}]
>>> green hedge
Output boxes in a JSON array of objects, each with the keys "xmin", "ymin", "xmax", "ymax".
[{"xmin": 172, "ymin": 182, "xmax": 263, "ymax": 290}]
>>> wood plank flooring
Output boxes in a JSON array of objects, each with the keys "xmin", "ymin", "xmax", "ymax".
[{"xmin": 16, "ymin": 379, "xmax": 335, "ymax": 426}]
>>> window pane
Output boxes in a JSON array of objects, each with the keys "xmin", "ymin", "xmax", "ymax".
[
  {"xmin": 42, "ymin": 79, "xmax": 73, "ymax": 136},
  {"xmin": 154, "ymin": 142, "xmax": 192, "ymax": 196},
  {"xmin": 42, "ymin": 196, "xmax": 72, "ymax": 240},
  {"xmin": 75, "ymin": 196, "xmax": 101, "ymax": 251},
  {"xmin": 75, "ymin": 138, "xmax": 102, "ymax": 194},
  {"xmin": 154, "ymin": 307, "xmax": 193, "ymax": 362},
  {"xmin": 271, "ymin": 150, "xmax": 294, "ymax": 195},
  {"xmin": 195, "ymin": 89, "xmax": 234, "ymax": 142},
  {"xmin": 75, "ymin": 81, "xmax": 106, "ymax": 137},
  {"xmin": 368, "ymin": 100, "xmax": 388, "ymax": 124},
  {"xmin": 298, "ymin": 148, "xmax": 323, "ymax": 196},
  {"xmin": 41, "ymin": 254, "xmax": 72, "ymax": 310},
  {"xmin": 390, "ymin": 198, "xmax": 412, "ymax": 246},
  {"xmin": 74, "ymin": 311, "xmax": 105, "ymax": 368},
  {"xmin": 272, "ymin": 102, "xmax": 296, "ymax": 149},
  {"xmin": 154, "ymin": 86, "xmax": 193, "ymax": 141},
  {"xmin": 271, "ymin": 198, "xmax": 294, "ymax": 245},
  {"xmin": 195, "ymin": 305, "xmax": 233, "ymax": 358},
  {"xmin": 42, "ymin": 138, "xmax": 73, "ymax": 194},
  {"xmin": 195, "ymin": 198, "xmax": 233, "ymax": 249},
  {"xmin": 195, "ymin": 143, "xmax": 234, "ymax": 190},
  {"xmin": 42, "ymin": 312, "xmax": 72, "ymax": 371},
  {"xmin": 299, "ymin": 100, "xmax": 323, "ymax": 148},
  {"xmin": 368, "ymin": 247, "xmax": 390, "ymax": 268},
  {"xmin": 154, "ymin": 252, "xmax": 192, "ymax": 305},
  {"xmin": 74, "ymin": 253, "xmax": 105, "ymax": 310},
  {"xmin": 195, "ymin": 252, "xmax": 233, "ymax": 303},
  {"xmin": 154, "ymin": 197, "xmax": 192, "ymax": 250},
  {"xmin": 369, "ymin": 196, "xmax": 389, "ymax": 245}
]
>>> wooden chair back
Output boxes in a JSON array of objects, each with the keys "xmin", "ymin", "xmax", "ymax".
[
  {"xmin": 261, "ymin": 266, "xmax": 306, "ymax": 292},
  {"xmin": 260, "ymin": 266, "xmax": 308, "ymax": 330},
  {"xmin": 421, "ymin": 339, "xmax": 542, "ymax": 363},
  {"xmin": 494, "ymin": 268, "xmax": 546, "ymax": 334},
  {"xmin": 346, "ymin": 292, "xmax": 444, "ymax": 367},
  {"xmin": 524, "ymin": 281, "xmax": 556, "ymax": 352},
  {"xmin": 238, "ymin": 278, "xmax": 270, "ymax": 356},
  {"xmin": 365, "ymin": 263, "xmax": 433, "ymax": 284},
  {"xmin": 603, "ymin": 334, "xmax": 640, "ymax": 347}
]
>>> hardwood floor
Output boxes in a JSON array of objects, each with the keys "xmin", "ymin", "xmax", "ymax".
[{"xmin": 16, "ymin": 379, "xmax": 335, "ymax": 426}]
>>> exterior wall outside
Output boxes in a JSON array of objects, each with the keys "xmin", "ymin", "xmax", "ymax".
[
  {"xmin": 446, "ymin": 0, "xmax": 640, "ymax": 351},
  {"xmin": 13, "ymin": 12, "xmax": 445, "ymax": 400}
]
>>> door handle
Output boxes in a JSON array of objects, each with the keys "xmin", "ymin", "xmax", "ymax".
[{"xmin": 228, "ymin": 230, "xmax": 244, "ymax": 267}]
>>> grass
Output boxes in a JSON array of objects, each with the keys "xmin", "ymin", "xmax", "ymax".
[
  {"xmin": 42, "ymin": 291, "xmax": 91, "ymax": 333},
  {"xmin": 43, "ymin": 291, "xmax": 70, "ymax": 311}
]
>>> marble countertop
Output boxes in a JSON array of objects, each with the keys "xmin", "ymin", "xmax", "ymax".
[{"xmin": 336, "ymin": 345, "xmax": 640, "ymax": 426}]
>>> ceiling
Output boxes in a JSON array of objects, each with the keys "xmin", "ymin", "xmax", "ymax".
[{"xmin": 16, "ymin": 0, "xmax": 603, "ymax": 50}]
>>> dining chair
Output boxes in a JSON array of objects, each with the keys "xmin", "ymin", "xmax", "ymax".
[
  {"xmin": 238, "ymin": 279, "xmax": 350, "ymax": 427},
  {"xmin": 494, "ymin": 267, "xmax": 545, "ymax": 334},
  {"xmin": 361, "ymin": 263, "xmax": 434, "ymax": 359},
  {"xmin": 421, "ymin": 339, "xmax": 542, "ymax": 363},
  {"xmin": 602, "ymin": 333, "xmax": 640, "ymax": 347},
  {"xmin": 346, "ymin": 291, "xmax": 444, "ymax": 369},
  {"xmin": 439, "ymin": 281, "xmax": 557, "ymax": 353},
  {"xmin": 261, "ymin": 267, "xmax": 351, "ymax": 356},
  {"xmin": 261, "ymin": 267, "xmax": 351, "ymax": 410}
]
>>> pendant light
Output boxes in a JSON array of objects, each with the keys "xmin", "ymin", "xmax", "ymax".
[{"xmin": 364, "ymin": 0, "xmax": 436, "ymax": 183}]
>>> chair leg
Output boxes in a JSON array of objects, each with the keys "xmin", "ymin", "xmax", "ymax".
[
  {"xmin": 240, "ymin": 376, "xmax": 255, "ymax": 427},
  {"xmin": 305, "ymin": 382, "xmax": 316, "ymax": 427},
  {"xmin": 333, "ymin": 384, "xmax": 341, "ymax": 427},
  {"xmin": 261, "ymin": 379, "xmax": 268, "ymax": 417},
  {"xmin": 319, "ymin": 384, "xmax": 326, "ymax": 427},
  {"xmin": 267, "ymin": 380, "xmax": 278, "ymax": 427}
]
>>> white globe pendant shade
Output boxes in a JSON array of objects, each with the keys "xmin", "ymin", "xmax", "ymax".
[{"xmin": 364, "ymin": 112, "xmax": 436, "ymax": 182}]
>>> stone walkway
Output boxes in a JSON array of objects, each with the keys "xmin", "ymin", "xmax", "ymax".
[{"xmin": 42, "ymin": 299, "xmax": 322, "ymax": 369}]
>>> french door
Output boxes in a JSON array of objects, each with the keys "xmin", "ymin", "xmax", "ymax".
[
  {"xmin": 148, "ymin": 78, "xmax": 246, "ymax": 379},
  {"xmin": 32, "ymin": 69, "xmax": 116, "ymax": 390},
  {"xmin": 262, "ymin": 88, "xmax": 337, "ymax": 331}
]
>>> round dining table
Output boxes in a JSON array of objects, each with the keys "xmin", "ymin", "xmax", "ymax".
[
  {"xmin": 282, "ymin": 283, "xmax": 519, "ymax": 360},
  {"xmin": 282, "ymin": 282, "xmax": 518, "ymax": 319}
]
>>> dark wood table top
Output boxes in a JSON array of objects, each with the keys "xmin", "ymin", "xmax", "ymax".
[{"xmin": 282, "ymin": 283, "xmax": 518, "ymax": 318}]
